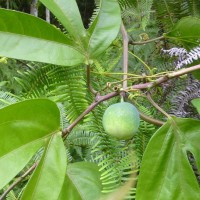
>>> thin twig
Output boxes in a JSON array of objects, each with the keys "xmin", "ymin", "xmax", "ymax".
[
  {"xmin": 128, "ymin": 51, "xmax": 151, "ymax": 73},
  {"xmin": 132, "ymin": 64, "xmax": 200, "ymax": 90},
  {"xmin": 0, "ymin": 162, "xmax": 38, "ymax": 200},
  {"xmin": 146, "ymin": 92, "xmax": 170, "ymax": 118},
  {"xmin": 1, "ymin": 93, "xmax": 119, "ymax": 195},
  {"xmin": 87, "ymin": 65, "xmax": 97, "ymax": 95},
  {"xmin": 129, "ymin": 36, "xmax": 164, "ymax": 45},
  {"xmin": 3, "ymin": 60, "xmax": 198, "ymax": 199},
  {"xmin": 62, "ymin": 92, "xmax": 118, "ymax": 137},
  {"xmin": 139, "ymin": 111, "xmax": 164, "ymax": 126},
  {"xmin": 168, "ymin": 64, "xmax": 200, "ymax": 78},
  {"xmin": 121, "ymin": 23, "xmax": 129, "ymax": 89},
  {"xmin": 63, "ymin": 64, "xmax": 200, "ymax": 136}
]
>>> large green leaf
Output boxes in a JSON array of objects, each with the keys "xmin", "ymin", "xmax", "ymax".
[
  {"xmin": 58, "ymin": 162, "xmax": 102, "ymax": 200},
  {"xmin": 136, "ymin": 117, "xmax": 200, "ymax": 200},
  {"xmin": 21, "ymin": 133, "xmax": 66, "ymax": 200},
  {"xmin": 192, "ymin": 98, "xmax": 200, "ymax": 114},
  {"xmin": 0, "ymin": 9, "xmax": 85, "ymax": 66},
  {"xmin": 166, "ymin": 16, "xmax": 200, "ymax": 48},
  {"xmin": 0, "ymin": 99, "xmax": 60, "ymax": 189},
  {"xmin": 40, "ymin": 0, "xmax": 87, "ymax": 48},
  {"xmin": 87, "ymin": 0, "xmax": 121, "ymax": 57}
]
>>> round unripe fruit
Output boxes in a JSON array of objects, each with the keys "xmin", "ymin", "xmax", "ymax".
[{"xmin": 102, "ymin": 102, "xmax": 140, "ymax": 140}]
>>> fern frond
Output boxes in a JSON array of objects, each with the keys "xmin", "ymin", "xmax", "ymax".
[
  {"xmin": 66, "ymin": 148, "xmax": 73, "ymax": 163},
  {"xmin": 15, "ymin": 64, "xmax": 89, "ymax": 123},
  {"xmin": 182, "ymin": 0, "xmax": 200, "ymax": 17},
  {"xmin": 88, "ymin": 0, "xmax": 100, "ymax": 26},
  {"xmin": 57, "ymin": 102, "xmax": 69, "ymax": 130},
  {"xmin": 85, "ymin": 99, "xmax": 138, "ymax": 198},
  {"xmin": 5, "ymin": 190, "xmax": 17, "ymax": 200},
  {"xmin": 89, "ymin": 46, "xmax": 122, "ymax": 92},
  {"xmin": 106, "ymin": 49, "xmax": 122, "ymax": 72},
  {"xmin": 91, "ymin": 0, "xmax": 136, "ymax": 27},
  {"xmin": 66, "ymin": 130, "xmax": 96, "ymax": 147},
  {"xmin": 121, "ymin": 0, "xmax": 153, "ymax": 30},
  {"xmin": 118, "ymin": 0, "xmax": 137, "ymax": 9},
  {"xmin": 15, "ymin": 64, "xmax": 56, "ymax": 98},
  {"xmin": 139, "ymin": 0, "xmax": 154, "ymax": 30},
  {"xmin": 0, "ymin": 91, "xmax": 19, "ymax": 108},
  {"xmin": 134, "ymin": 105, "xmax": 156, "ymax": 163},
  {"xmin": 66, "ymin": 130, "xmax": 96, "ymax": 161},
  {"xmin": 153, "ymin": 0, "xmax": 181, "ymax": 30},
  {"xmin": 48, "ymin": 65, "xmax": 88, "ymax": 123},
  {"xmin": 153, "ymin": 0, "xmax": 200, "ymax": 32}
]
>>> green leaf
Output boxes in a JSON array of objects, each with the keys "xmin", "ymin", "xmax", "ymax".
[
  {"xmin": 191, "ymin": 98, "xmax": 200, "ymax": 114},
  {"xmin": 0, "ymin": 9, "xmax": 85, "ymax": 66},
  {"xmin": 192, "ymin": 69, "xmax": 200, "ymax": 80},
  {"xmin": 100, "ymin": 177, "xmax": 136, "ymax": 200},
  {"xmin": 0, "ymin": 99, "xmax": 60, "ymax": 189},
  {"xmin": 21, "ymin": 133, "xmax": 66, "ymax": 200},
  {"xmin": 88, "ymin": 0, "xmax": 121, "ymax": 57},
  {"xmin": 40, "ymin": 0, "xmax": 87, "ymax": 47},
  {"xmin": 136, "ymin": 117, "xmax": 200, "ymax": 200},
  {"xmin": 58, "ymin": 162, "xmax": 102, "ymax": 200},
  {"xmin": 140, "ymin": 0, "xmax": 153, "ymax": 31},
  {"xmin": 166, "ymin": 16, "xmax": 200, "ymax": 48}
]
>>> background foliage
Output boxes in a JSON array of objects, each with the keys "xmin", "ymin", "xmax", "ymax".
[{"xmin": 0, "ymin": 0, "xmax": 200, "ymax": 199}]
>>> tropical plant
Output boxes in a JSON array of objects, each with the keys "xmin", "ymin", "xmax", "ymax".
[{"xmin": 0, "ymin": 0, "xmax": 200, "ymax": 200}]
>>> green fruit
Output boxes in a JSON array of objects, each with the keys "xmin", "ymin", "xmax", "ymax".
[{"xmin": 102, "ymin": 102, "xmax": 140, "ymax": 140}]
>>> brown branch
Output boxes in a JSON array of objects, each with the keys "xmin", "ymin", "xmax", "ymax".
[
  {"xmin": 63, "ymin": 64, "xmax": 200, "ymax": 137},
  {"xmin": 0, "ymin": 162, "xmax": 38, "ymax": 200},
  {"xmin": 132, "ymin": 64, "xmax": 200, "ymax": 90},
  {"xmin": 129, "ymin": 36, "xmax": 164, "ymax": 45},
  {"xmin": 139, "ymin": 111, "xmax": 164, "ymax": 126},
  {"xmin": 62, "ymin": 92, "xmax": 118, "ymax": 137},
  {"xmin": 0, "ymin": 92, "xmax": 117, "ymax": 198},
  {"xmin": 168, "ymin": 64, "xmax": 200, "ymax": 78},
  {"xmin": 3, "ymin": 64, "xmax": 198, "ymax": 196},
  {"xmin": 146, "ymin": 92, "xmax": 170, "ymax": 118},
  {"xmin": 2, "ymin": 60, "xmax": 199, "ymax": 200},
  {"xmin": 121, "ymin": 23, "xmax": 129, "ymax": 89},
  {"xmin": 87, "ymin": 65, "xmax": 97, "ymax": 95}
]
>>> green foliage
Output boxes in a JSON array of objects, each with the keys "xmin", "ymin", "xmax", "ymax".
[
  {"xmin": 192, "ymin": 98, "xmax": 200, "ymax": 114},
  {"xmin": 58, "ymin": 162, "xmax": 102, "ymax": 200},
  {"xmin": 15, "ymin": 64, "xmax": 56, "ymax": 98},
  {"xmin": 134, "ymin": 105, "xmax": 156, "ymax": 163},
  {"xmin": 166, "ymin": 16, "xmax": 200, "ymax": 48},
  {"xmin": 136, "ymin": 117, "xmax": 200, "ymax": 200},
  {"xmin": 102, "ymin": 102, "xmax": 140, "ymax": 140},
  {"xmin": 118, "ymin": 0, "xmax": 136, "ymax": 9},
  {"xmin": 153, "ymin": 0, "xmax": 200, "ymax": 32},
  {"xmin": 4, "ymin": 190, "xmax": 17, "ymax": 200},
  {"xmin": 48, "ymin": 66, "xmax": 89, "ymax": 123},
  {"xmin": 65, "ymin": 130, "xmax": 96, "ymax": 162},
  {"xmin": 0, "ymin": 91, "xmax": 18, "ymax": 108},
  {"xmin": 87, "ymin": 0, "xmax": 121, "ymax": 57},
  {"xmin": 139, "ymin": 0, "xmax": 154, "ymax": 30},
  {"xmin": 0, "ymin": 59, "xmax": 23, "ymax": 94},
  {"xmin": 21, "ymin": 133, "xmax": 66, "ymax": 200},
  {"xmin": 13, "ymin": 63, "xmax": 89, "ymax": 123},
  {"xmin": 0, "ymin": 99, "xmax": 60, "ymax": 189},
  {"xmin": 40, "ymin": 0, "xmax": 87, "ymax": 46},
  {"xmin": 0, "ymin": 8, "xmax": 84, "ymax": 66},
  {"xmin": 85, "ymin": 102, "xmax": 138, "ymax": 198},
  {"xmin": 0, "ymin": 0, "xmax": 200, "ymax": 199},
  {"xmin": 0, "ymin": 0, "xmax": 121, "ymax": 65},
  {"xmin": 170, "ymin": 79, "xmax": 200, "ymax": 119}
]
